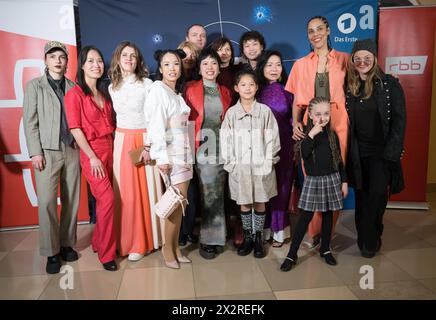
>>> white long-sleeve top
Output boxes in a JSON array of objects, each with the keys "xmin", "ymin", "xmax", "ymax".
[
  {"xmin": 109, "ymin": 74, "xmax": 153, "ymax": 129},
  {"xmin": 145, "ymin": 80, "xmax": 192, "ymax": 165}
]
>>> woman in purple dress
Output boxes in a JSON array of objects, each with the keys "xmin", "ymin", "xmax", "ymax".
[{"xmin": 257, "ymin": 50, "xmax": 294, "ymax": 247}]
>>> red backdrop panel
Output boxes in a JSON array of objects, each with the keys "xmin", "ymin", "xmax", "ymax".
[
  {"xmin": 0, "ymin": 31, "xmax": 89, "ymax": 228},
  {"xmin": 379, "ymin": 7, "xmax": 436, "ymax": 202}
]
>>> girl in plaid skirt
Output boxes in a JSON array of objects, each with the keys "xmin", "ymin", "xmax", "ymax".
[{"xmin": 281, "ymin": 97, "xmax": 348, "ymax": 272}]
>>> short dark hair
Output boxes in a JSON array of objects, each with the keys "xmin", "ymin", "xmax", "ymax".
[
  {"xmin": 45, "ymin": 47, "xmax": 68, "ymax": 60},
  {"xmin": 234, "ymin": 67, "xmax": 258, "ymax": 86},
  {"xmin": 76, "ymin": 45, "xmax": 110, "ymax": 101},
  {"xmin": 210, "ymin": 36, "xmax": 234, "ymax": 66},
  {"xmin": 256, "ymin": 50, "xmax": 288, "ymax": 89},
  {"xmin": 186, "ymin": 24, "xmax": 206, "ymax": 36},
  {"xmin": 239, "ymin": 30, "xmax": 266, "ymax": 57},
  {"xmin": 153, "ymin": 49, "xmax": 186, "ymax": 94},
  {"xmin": 193, "ymin": 48, "xmax": 222, "ymax": 81}
]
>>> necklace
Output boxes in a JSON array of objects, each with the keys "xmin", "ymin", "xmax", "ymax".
[
  {"xmin": 316, "ymin": 72, "xmax": 328, "ymax": 88},
  {"xmin": 204, "ymin": 85, "xmax": 219, "ymax": 96},
  {"xmin": 316, "ymin": 55, "xmax": 329, "ymax": 88}
]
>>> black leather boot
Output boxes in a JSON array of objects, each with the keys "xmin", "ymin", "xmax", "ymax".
[
  {"xmin": 237, "ymin": 230, "xmax": 253, "ymax": 256},
  {"xmin": 253, "ymin": 231, "xmax": 265, "ymax": 258}
]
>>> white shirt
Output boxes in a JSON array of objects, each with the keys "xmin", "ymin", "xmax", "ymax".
[
  {"xmin": 145, "ymin": 80, "xmax": 191, "ymax": 165},
  {"xmin": 109, "ymin": 74, "xmax": 153, "ymax": 129}
]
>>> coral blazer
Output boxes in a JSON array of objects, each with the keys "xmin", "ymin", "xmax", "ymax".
[
  {"xmin": 285, "ymin": 49, "xmax": 350, "ymax": 161},
  {"xmin": 184, "ymin": 80, "xmax": 233, "ymax": 151}
]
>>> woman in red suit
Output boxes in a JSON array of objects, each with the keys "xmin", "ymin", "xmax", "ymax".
[{"xmin": 65, "ymin": 46, "xmax": 117, "ymax": 271}]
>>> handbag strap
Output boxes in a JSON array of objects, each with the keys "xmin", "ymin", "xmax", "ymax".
[
  {"xmin": 178, "ymin": 197, "xmax": 189, "ymax": 216},
  {"xmin": 163, "ymin": 174, "xmax": 172, "ymax": 188}
]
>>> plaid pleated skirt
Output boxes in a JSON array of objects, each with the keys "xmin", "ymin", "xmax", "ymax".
[{"xmin": 298, "ymin": 172, "xmax": 343, "ymax": 212}]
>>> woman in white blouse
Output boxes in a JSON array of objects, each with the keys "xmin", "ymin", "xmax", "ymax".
[
  {"xmin": 146, "ymin": 49, "xmax": 193, "ymax": 269},
  {"xmin": 108, "ymin": 41, "xmax": 163, "ymax": 262}
]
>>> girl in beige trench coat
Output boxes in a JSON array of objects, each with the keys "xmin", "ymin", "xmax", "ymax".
[{"xmin": 221, "ymin": 69, "xmax": 280, "ymax": 259}]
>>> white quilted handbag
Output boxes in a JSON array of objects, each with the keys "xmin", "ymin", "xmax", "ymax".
[{"xmin": 155, "ymin": 175, "xmax": 188, "ymax": 219}]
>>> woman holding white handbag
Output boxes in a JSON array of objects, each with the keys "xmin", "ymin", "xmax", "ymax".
[{"xmin": 146, "ymin": 49, "xmax": 193, "ymax": 269}]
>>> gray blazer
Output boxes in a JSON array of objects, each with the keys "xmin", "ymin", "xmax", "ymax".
[{"xmin": 23, "ymin": 74, "xmax": 75, "ymax": 157}]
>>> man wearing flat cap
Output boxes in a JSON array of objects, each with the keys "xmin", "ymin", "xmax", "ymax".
[{"xmin": 23, "ymin": 40, "xmax": 81, "ymax": 274}]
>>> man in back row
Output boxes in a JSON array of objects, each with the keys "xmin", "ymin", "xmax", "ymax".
[{"xmin": 186, "ymin": 24, "xmax": 207, "ymax": 50}]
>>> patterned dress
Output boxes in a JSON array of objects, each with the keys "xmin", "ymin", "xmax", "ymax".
[{"xmin": 197, "ymin": 81, "xmax": 227, "ymax": 246}]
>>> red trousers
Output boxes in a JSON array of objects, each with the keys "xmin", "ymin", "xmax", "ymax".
[{"xmin": 80, "ymin": 136, "xmax": 116, "ymax": 264}]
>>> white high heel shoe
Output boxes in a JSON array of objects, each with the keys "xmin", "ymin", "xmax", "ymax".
[{"xmin": 177, "ymin": 255, "xmax": 192, "ymax": 263}]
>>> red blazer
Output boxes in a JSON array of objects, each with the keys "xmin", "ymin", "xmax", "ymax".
[{"xmin": 184, "ymin": 80, "xmax": 233, "ymax": 151}]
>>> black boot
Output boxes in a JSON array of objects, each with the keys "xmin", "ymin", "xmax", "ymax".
[
  {"xmin": 253, "ymin": 231, "xmax": 265, "ymax": 258},
  {"xmin": 199, "ymin": 244, "xmax": 217, "ymax": 260},
  {"xmin": 46, "ymin": 254, "xmax": 61, "ymax": 274},
  {"xmin": 60, "ymin": 246, "xmax": 79, "ymax": 262},
  {"xmin": 237, "ymin": 230, "xmax": 253, "ymax": 256}
]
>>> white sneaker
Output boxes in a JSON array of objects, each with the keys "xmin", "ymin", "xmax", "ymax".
[{"xmin": 128, "ymin": 253, "xmax": 144, "ymax": 261}]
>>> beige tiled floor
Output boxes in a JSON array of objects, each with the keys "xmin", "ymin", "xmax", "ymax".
[
  {"xmin": 275, "ymin": 286, "xmax": 358, "ymax": 300},
  {"xmin": 0, "ymin": 190, "xmax": 436, "ymax": 300}
]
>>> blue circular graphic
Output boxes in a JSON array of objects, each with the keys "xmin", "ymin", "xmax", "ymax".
[
  {"xmin": 253, "ymin": 6, "xmax": 272, "ymax": 24},
  {"xmin": 152, "ymin": 34, "xmax": 163, "ymax": 44}
]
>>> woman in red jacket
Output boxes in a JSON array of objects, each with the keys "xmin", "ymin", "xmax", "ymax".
[
  {"xmin": 65, "ymin": 46, "xmax": 117, "ymax": 271},
  {"xmin": 184, "ymin": 48, "xmax": 232, "ymax": 259}
]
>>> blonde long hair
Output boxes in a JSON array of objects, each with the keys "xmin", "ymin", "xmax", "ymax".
[
  {"xmin": 294, "ymin": 97, "xmax": 342, "ymax": 171},
  {"xmin": 347, "ymin": 54, "xmax": 382, "ymax": 99},
  {"xmin": 108, "ymin": 41, "xmax": 149, "ymax": 91}
]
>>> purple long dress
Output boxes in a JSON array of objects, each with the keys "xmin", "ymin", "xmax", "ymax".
[{"xmin": 258, "ymin": 82, "xmax": 294, "ymax": 242}]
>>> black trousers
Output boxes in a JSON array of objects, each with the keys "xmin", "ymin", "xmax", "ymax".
[
  {"xmin": 286, "ymin": 210, "xmax": 333, "ymax": 259},
  {"xmin": 179, "ymin": 170, "xmax": 200, "ymax": 239},
  {"xmin": 355, "ymin": 156, "xmax": 390, "ymax": 252}
]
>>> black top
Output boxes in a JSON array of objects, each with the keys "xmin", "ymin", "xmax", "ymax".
[
  {"xmin": 354, "ymin": 80, "xmax": 384, "ymax": 157},
  {"xmin": 301, "ymin": 129, "xmax": 347, "ymax": 182},
  {"xmin": 345, "ymin": 72, "xmax": 406, "ymax": 194},
  {"xmin": 46, "ymin": 72, "xmax": 74, "ymax": 146}
]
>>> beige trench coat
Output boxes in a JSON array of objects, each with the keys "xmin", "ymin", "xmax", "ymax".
[{"xmin": 220, "ymin": 100, "xmax": 281, "ymax": 204}]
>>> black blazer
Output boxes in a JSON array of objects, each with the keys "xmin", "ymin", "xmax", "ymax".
[{"xmin": 345, "ymin": 72, "xmax": 406, "ymax": 194}]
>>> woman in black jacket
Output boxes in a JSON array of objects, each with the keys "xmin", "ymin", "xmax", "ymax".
[{"xmin": 345, "ymin": 39, "xmax": 406, "ymax": 258}]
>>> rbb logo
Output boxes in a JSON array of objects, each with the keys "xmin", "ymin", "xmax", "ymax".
[
  {"xmin": 386, "ymin": 56, "xmax": 428, "ymax": 75},
  {"xmin": 337, "ymin": 5, "xmax": 374, "ymax": 34}
]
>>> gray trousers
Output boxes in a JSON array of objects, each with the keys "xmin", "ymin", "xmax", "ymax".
[{"xmin": 34, "ymin": 143, "xmax": 81, "ymax": 256}]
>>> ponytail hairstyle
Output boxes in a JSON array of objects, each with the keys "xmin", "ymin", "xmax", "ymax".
[
  {"xmin": 153, "ymin": 49, "xmax": 187, "ymax": 94},
  {"xmin": 294, "ymin": 97, "xmax": 342, "ymax": 170},
  {"xmin": 307, "ymin": 16, "xmax": 332, "ymax": 52}
]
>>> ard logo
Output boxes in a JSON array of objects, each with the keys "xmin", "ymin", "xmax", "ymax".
[{"xmin": 337, "ymin": 5, "xmax": 374, "ymax": 34}]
